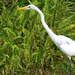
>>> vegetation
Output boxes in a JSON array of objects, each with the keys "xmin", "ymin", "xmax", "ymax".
[{"xmin": 0, "ymin": 0, "xmax": 75, "ymax": 75}]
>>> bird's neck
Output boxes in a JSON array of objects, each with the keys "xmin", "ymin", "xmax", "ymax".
[
  {"xmin": 41, "ymin": 18, "xmax": 57, "ymax": 42},
  {"xmin": 35, "ymin": 8, "xmax": 57, "ymax": 42}
]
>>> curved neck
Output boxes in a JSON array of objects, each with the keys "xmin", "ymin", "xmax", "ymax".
[{"xmin": 33, "ymin": 7, "xmax": 57, "ymax": 42}]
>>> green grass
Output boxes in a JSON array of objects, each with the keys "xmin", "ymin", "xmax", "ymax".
[{"xmin": 0, "ymin": 0, "xmax": 75, "ymax": 75}]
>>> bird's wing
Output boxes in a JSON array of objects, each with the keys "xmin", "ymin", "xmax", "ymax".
[
  {"xmin": 60, "ymin": 44, "xmax": 75, "ymax": 57},
  {"xmin": 55, "ymin": 35, "xmax": 75, "ymax": 57},
  {"xmin": 56, "ymin": 35, "xmax": 74, "ymax": 46}
]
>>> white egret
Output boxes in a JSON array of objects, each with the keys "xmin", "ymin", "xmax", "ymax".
[{"xmin": 17, "ymin": 4, "xmax": 75, "ymax": 75}]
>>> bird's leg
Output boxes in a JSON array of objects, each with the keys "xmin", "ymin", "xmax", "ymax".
[
  {"xmin": 71, "ymin": 58, "xmax": 75, "ymax": 64},
  {"xmin": 70, "ymin": 60, "xmax": 72, "ymax": 75}
]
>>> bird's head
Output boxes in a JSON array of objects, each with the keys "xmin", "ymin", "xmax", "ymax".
[{"xmin": 17, "ymin": 4, "xmax": 37, "ymax": 10}]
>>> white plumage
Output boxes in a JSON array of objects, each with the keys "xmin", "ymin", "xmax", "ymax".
[{"xmin": 17, "ymin": 4, "xmax": 75, "ymax": 75}]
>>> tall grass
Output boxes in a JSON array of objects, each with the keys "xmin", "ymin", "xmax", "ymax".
[{"xmin": 0, "ymin": 0, "xmax": 75, "ymax": 74}]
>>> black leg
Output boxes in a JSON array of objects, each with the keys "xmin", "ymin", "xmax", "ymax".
[
  {"xmin": 70, "ymin": 59, "xmax": 72, "ymax": 75},
  {"xmin": 71, "ymin": 58, "xmax": 75, "ymax": 64}
]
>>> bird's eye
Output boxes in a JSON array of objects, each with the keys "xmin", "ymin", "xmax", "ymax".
[{"xmin": 27, "ymin": 6, "xmax": 30, "ymax": 8}]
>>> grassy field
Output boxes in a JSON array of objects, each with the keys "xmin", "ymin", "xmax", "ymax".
[{"xmin": 0, "ymin": 0, "xmax": 75, "ymax": 75}]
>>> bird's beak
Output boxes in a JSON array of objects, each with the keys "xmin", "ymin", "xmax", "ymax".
[{"xmin": 17, "ymin": 6, "xmax": 30, "ymax": 11}]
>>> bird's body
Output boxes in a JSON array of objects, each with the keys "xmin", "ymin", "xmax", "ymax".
[
  {"xmin": 55, "ymin": 35, "xmax": 75, "ymax": 58},
  {"xmin": 17, "ymin": 4, "xmax": 75, "ymax": 75}
]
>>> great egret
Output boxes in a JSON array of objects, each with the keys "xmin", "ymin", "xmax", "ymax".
[{"xmin": 17, "ymin": 4, "xmax": 75, "ymax": 75}]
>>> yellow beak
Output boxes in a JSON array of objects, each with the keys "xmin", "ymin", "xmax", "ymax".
[{"xmin": 17, "ymin": 6, "xmax": 30, "ymax": 11}]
